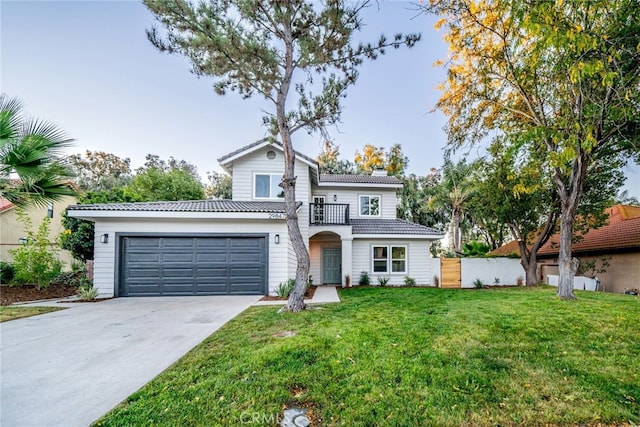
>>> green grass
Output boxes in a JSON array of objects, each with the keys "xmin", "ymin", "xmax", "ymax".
[
  {"xmin": 95, "ymin": 287, "xmax": 639, "ymax": 426},
  {"xmin": 0, "ymin": 306, "xmax": 64, "ymax": 322}
]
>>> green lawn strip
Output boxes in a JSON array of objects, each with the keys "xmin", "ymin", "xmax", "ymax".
[
  {"xmin": 95, "ymin": 287, "xmax": 639, "ymax": 427},
  {"xmin": 0, "ymin": 306, "xmax": 65, "ymax": 322}
]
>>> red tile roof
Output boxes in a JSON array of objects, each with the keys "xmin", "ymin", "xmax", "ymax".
[
  {"xmin": 488, "ymin": 205, "xmax": 640, "ymax": 257},
  {"xmin": 0, "ymin": 198, "xmax": 15, "ymax": 213}
]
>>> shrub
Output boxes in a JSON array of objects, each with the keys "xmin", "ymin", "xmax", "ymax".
[
  {"xmin": 377, "ymin": 276, "xmax": 390, "ymax": 286},
  {"xmin": 71, "ymin": 260, "xmax": 86, "ymax": 274},
  {"xmin": 473, "ymin": 278, "xmax": 484, "ymax": 289},
  {"xmin": 76, "ymin": 280, "xmax": 99, "ymax": 301},
  {"xmin": 403, "ymin": 276, "xmax": 416, "ymax": 287},
  {"xmin": 275, "ymin": 278, "xmax": 296, "ymax": 297},
  {"xmin": 0, "ymin": 262, "xmax": 15, "ymax": 284},
  {"xmin": 516, "ymin": 276, "xmax": 524, "ymax": 286},
  {"xmin": 50, "ymin": 271, "xmax": 84, "ymax": 287},
  {"xmin": 494, "ymin": 277, "xmax": 500, "ymax": 285},
  {"xmin": 10, "ymin": 213, "xmax": 62, "ymax": 289},
  {"xmin": 358, "ymin": 271, "xmax": 370, "ymax": 286}
]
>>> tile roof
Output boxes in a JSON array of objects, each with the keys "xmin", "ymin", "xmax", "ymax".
[
  {"xmin": 538, "ymin": 204, "xmax": 640, "ymax": 255},
  {"xmin": 217, "ymin": 140, "xmax": 319, "ymax": 167},
  {"xmin": 0, "ymin": 198, "xmax": 15, "ymax": 212},
  {"xmin": 67, "ymin": 200, "xmax": 301, "ymax": 213},
  {"xmin": 350, "ymin": 218, "xmax": 444, "ymax": 236},
  {"xmin": 487, "ymin": 239, "xmax": 521, "ymax": 257},
  {"xmin": 319, "ymin": 174, "xmax": 402, "ymax": 185},
  {"xmin": 488, "ymin": 205, "xmax": 640, "ymax": 257}
]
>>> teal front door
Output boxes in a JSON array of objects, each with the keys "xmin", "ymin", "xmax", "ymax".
[{"xmin": 322, "ymin": 248, "xmax": 342, "ymax": 284}]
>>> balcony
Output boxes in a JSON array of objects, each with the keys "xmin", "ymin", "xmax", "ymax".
[{"xmin": 309, "ymin": 203, "xmax": 350, "ymax": 225}]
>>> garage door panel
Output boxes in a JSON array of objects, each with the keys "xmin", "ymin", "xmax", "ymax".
[
  {"xmin": 162, "ymin": 238, "xmax": 196, "ymax": 248},
  {"xmin": 163, "ymin": 253, "xmax": 195, "ymax": 263},
  {"xmin": 129, "ymin": 238, "xmax": 161, "ymax": 248},
  {"xmin": 229, "ymin": 253, "xmax": 262, "ymax": 263},
  {"xmin": 197, "ymin": 253, "xmax": 228, "ymax": 262},
  {"xmin": 230, "ymin": 238, "xmax": 262, "ymax": 248},
  {"xmin": 121, "ymin": 236, "xmax": 266, "ymax": 296},
  {"xmin": 196, "ymin": 239, "xmax": 228, "ymax": 248},
  {"xmin": 127, "ymin": 268, "xmax": 161, "ymax": 278},
  {"xmin": 196, "ymin": 268, "xmax": 227, "ymax": 278}
]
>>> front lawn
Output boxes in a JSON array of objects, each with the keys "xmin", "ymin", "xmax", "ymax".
[
  {"xmin": 96, "ymin": 287, "xmax": 639, "ymax": 426},
  {"xmin": 0, "ymin": 306, "xmax": 64, "ymax": 322}
]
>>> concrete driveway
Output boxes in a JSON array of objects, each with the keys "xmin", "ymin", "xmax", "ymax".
[{"xmin": 0, "ymin": 296, "xmax": 260, "ymax": 427}]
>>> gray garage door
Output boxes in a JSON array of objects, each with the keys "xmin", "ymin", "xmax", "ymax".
[{"xmin": 120, "ymin": 235, "xmax": 267, "ymax": 296}]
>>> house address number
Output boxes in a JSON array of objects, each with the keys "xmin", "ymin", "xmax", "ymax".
[{"xmin": 268, "ymin": 213, "xmax": 286, "ymax": 219}]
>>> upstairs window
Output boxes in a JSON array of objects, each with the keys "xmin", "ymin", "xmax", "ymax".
[
  {"xmin": 254, "ymin": 173, "xmax": 284, "ymax": 199},
  {"xmin": 359, "ymin": 195, "xmax": 380, "ymax": 216}
]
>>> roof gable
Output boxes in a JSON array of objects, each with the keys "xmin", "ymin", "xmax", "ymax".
[{"xmin": 217, "ymin": 140, "xmax": 318, "ymax": 171}]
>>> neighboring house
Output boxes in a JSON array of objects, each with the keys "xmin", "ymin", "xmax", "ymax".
[
  {"xmin": 0, "ymin": 196, "xmax": 77, "ymax": 267},
  {"xmin": 489, "ymin": 204, "xmax": 640, "ymax": 293},
  {"xmin": 67, "ymin": 141, "xmax": 444, "ymax": 297}
]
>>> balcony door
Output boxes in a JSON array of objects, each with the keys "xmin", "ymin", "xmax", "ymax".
[{"xmin": 312, "ymin": 196, "xmax": 325, "ymax": 224}]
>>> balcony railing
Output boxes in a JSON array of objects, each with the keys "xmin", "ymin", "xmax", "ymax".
[{"xmin": 309, "ymin": 203, "xmax": 350, "ymax": 225}]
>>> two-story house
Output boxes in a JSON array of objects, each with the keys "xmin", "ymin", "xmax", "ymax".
[{"xmin": 67, "ymin": 141, "xmax": 443, "ymax": 297}]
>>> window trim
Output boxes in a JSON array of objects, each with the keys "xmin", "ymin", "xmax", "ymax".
[
  {"xmin": 359, "ymin": 194, "xmax": 381, "ymax": 217},
  {"xmin": 371, "ymin": 244, "xmax": 407, "ymax": 274},
  {"xmin": 253, "ymin": 173, "xmax": 284, "ymax": 200}
]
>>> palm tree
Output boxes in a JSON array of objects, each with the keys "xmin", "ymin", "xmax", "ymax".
[
  {"xmin": 428, "ymin": 159, "xmax": 475, "ymax": 253},
  {"xmin": 0, "ymin": 94, "xmax": 76, "ymax": 207}
]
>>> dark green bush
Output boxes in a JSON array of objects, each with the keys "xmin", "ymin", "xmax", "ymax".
[
  {"xmin": 50, "ymin": 271, "xmax": 85, "ymax": 287},
  {"xmin": 0, "ymin": 262, "xmax": 15, "ymax": 284},
  {"xmin": 358, "ymin": 271, "xmax": 370, "ymax": 286}
]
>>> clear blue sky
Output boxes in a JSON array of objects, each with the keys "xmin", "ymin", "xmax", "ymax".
[{"xmin": 1, "ymin": 0, "xmax": 638, "ymax": 198}]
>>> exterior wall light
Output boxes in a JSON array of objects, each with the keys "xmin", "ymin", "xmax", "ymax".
[
  {"xmin": 100, "ymin": 233, "xmax": 109, "ymax": 244},
  {"xmin": 333, "ymin": 194, "xmax": 337, "ymax": 202},
  {"xmin": 274, "ymin": 234, "xmax": 280, "ymax": 244}
]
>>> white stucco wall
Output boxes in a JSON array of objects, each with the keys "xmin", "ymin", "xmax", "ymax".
[
  {"xmin": 92, "ymin": 218, "xmax": 288, "ymax": 297},
  {"xmin": 460, "ymin": 258, "xmax": 525, "ymax": 288},
  {"xmin": 352, "ymin": 239, "xmax": 434, "ymax": 286}
]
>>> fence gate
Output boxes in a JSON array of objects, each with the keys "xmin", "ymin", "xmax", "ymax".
[{"xmin": 441, "ymin": 258, "xmax": 461, "ymax": 288}]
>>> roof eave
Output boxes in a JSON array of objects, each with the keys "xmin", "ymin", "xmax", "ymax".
[
  {"xmin": 316, "ymin": 182, "xmax": 403, "ymax": 189},
  {"xmin": 352, "ymin": 233, "xmax": 444, "ymax": 239}
]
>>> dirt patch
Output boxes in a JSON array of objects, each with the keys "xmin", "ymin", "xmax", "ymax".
[
  {"xmin": 1, "ymin": 284, "xmax": 78, "ymax": 306},
  {"xmin": 260, "ymin": 286, "xmax": 317, "ymax": 302}
]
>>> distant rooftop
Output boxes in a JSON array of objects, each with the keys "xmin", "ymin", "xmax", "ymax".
[{"xmin": 488, "ymin": 204, "xmax": 640, "ymax": 257}]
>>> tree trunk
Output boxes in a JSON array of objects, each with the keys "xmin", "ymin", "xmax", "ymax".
[
  {"xmin": 452, "ymin": 210, "xmax": 461, "ymax": 253},
  {"xmin": 525, "ymin": 256, "xmax": 537, "ymax": 286},
  {"xmin": 556, "ymin": 210, "xmax": 577, "ymax": 299},
  {"xmin": 277, "ymin": 22, "xmax": 309, "ymax": 313}
]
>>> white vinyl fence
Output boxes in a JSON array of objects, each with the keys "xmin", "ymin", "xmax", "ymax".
[
  {"xmin": 428, "ymin": 257, "xmax": 525, "ymax": 288},
  {"xmin": 546, "ymin": 275, "xmax": 599, "ymax": 291},
  {"xmin": 460, "ymin": 258, "xmax": 525, "ymax": 288}
]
